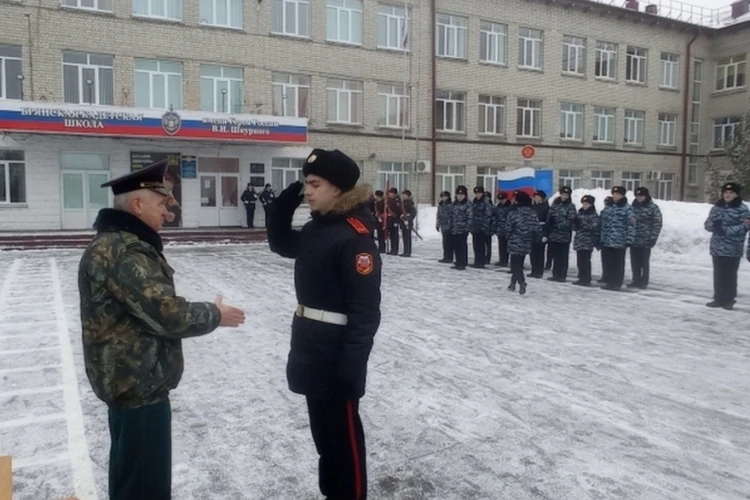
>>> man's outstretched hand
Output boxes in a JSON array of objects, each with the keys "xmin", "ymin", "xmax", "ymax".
[{"xmin": 215, "ymin": 295, "xmax": 246, "ymax": 327}]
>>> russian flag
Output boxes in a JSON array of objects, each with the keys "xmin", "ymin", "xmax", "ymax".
[{"xmin": 497, "ymin": 167, "xmax": 536, "ymax": 199}]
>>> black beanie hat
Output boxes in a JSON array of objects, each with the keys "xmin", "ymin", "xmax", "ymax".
[
  {"xmin": 581, "ymin": 195, "xmax": 595, "ymax": 204},
  {"xmin": 301, "ymin": 149, "xmax": 360, "ymax": 192},
  {"xmin": 514, "ymin": 191, "xmax": 532, "ymax": 206},
  {"xmin": 611, "ymin": 186, "xmax": 627, "ymax": 196},
  {"xmin": 635, "ymin": 187, "xmax": 650, "ymax": 197},
  {"xmin": 723, "ymin": 182, "xmax": 742, "ymax": 196}
]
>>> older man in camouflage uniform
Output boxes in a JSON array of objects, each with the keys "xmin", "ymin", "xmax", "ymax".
[{"xmin": 78, "ymin": 159, "xmax": 245, "ymax": 500}]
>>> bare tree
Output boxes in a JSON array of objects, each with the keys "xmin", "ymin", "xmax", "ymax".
[{"xmin": 705, "ymin": 108, "xmax": 750, "ymax": 202}]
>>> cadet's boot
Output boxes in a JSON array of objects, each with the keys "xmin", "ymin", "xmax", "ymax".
[{"xmin": 519, "ymin": 282, "xmax": 527, "ymax": 295}]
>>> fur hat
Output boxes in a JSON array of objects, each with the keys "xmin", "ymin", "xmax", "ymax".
[
  {"xmin": 302, "ymin": 149, "xmax": 360, "ymax": 192},
  {"xmin": 388, "ymin": 187, "xmax": 398, "ymax": 194},
  {"xmin": 374, "ymin": 190, "xmax": 384, "ymax": 197},
  {"xmin": 497, "ymin": 191, "xmax": 508, "ymax": 200},
  {"xmin": 611, "ymin": 186, "xmax": 627, "ymax": 196},
  {"xmin": 456, "ymin": 185, "xmax": 468, "ymax": 195},
  {"xmin": 723, "ymin": 182, "xmax": 742, "ymax": 196},
  {"xmin": 534, "ymin": 190, "xmax": 547, "ymax": 199},
  {"xmin": 440, "ymin": 191, "xmax": 450, "ymax": 197},
  {"xmin": 473, "ymin": 186, "xmax": 484, "ymax": 194},
  {"xmin": 402, "ymin": 190, "xmax": 412, "ymax": 197},
  {"xmin": 559, "ymin": 186, "xmax": 572, "ymax": 195},
  {"xmin": 635, "ymin": 187, "xmax": 650, "ymax": 197},
  {"xmin": 604, "ymin": 196, "xmax": 614, "ymax": 206},
  {"xmin": 581, "ymin": 195, "xmax": 595, "ymax": 205},
  {"xmin": 514, "ymin": 191, "xmax": 532, "ymax": 206}
]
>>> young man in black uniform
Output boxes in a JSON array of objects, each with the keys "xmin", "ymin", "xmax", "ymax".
[
  {"xmin": 400, "ymin": 190, "xmax": 417, "ymax": 257},
  {"xmin": 259, "ymin": 183, "xmax": 276, "ymax": 227},
  {"xmin": 267, "ymin": 149, "xmax": 381, "ymax": 500},
  {"xmin": 373, "ymin": 190, "xmax": 387, "ymax": 253},
  {"xmin": 386, "ymin": 188, "xmax": 402, "ymax": 255},
  {"xmin": 241, "ymin": 183, "xmax": 257, "ymax": 228}
]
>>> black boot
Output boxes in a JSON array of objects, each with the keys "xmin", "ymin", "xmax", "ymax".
[
  {"xmin": 706, "ymin": 301, "xmax": 721, "ymax": 308},
  {"xmin": 519, "ymin": 282, "xmax": 527, "ymax": 295}
]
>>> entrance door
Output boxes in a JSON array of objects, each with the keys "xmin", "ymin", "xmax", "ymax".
[
  {"xmin": 199, "ymin": 175, "xmax": 219, "ymax": 227},
  {"xmin": 219, "ymin": 174, "xmax": 240, "ymax": 226},
  {"xmin": 61, "ymin": 170, "xmax": 110, "ymax": 230}
]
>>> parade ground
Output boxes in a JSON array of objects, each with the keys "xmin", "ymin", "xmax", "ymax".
[{"xmin": 1, "ymin": 240, "xmax": 749, "ymax": 500}]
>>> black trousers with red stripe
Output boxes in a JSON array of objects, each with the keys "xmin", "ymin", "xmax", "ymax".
[{"xmin": 306, "ymin": 397, "xmax": 367, "ymax": 500}]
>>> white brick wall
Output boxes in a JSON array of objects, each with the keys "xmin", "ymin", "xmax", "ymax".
[{"xmin": 0, "ymin": 0, "xmax": 747, "ymax": 223}]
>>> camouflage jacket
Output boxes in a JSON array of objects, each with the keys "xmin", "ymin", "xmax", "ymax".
[
  {"xmin": 704, "ymin": 198, "xmax": 750, "ymax": 258},
  {"xmin": 506, "ymin": 206, "xmax": 541, "ymax": 255},
  {"xmin": 78, "ymin": 208, "xmax": 221, "ymax": 409}
]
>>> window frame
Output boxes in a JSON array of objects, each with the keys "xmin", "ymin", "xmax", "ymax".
[
  {"xmin": 559, "ymin": 102, "xmax": 584, "ymax": 141},
  {"xmin": 658, "ymin": 113, "xmax": 677, "ymax": 147},
  {"xmin": 132, "ymin": 0, "xmax": 183, "ymax": 21},
  {"xmin": 518, "ymin": 27, "xmax": 543, "ymax": 70},
  {"xmin": 516, "ymin": 98, "xmax": 542, "ymax": 138},
  {"xmin": 377, "ymin": 3, "xmax": 409, "ymax": 52},
  {"xmin": 479, "ymin": 21, "xmax": 507, "ymax": 66},
  {"xmin": 326, "ymin": 0, "xmax": 364, "ymax": 46},
  {"xmin": 715, "ymin": 55, "xmax": 746, "ymax": 92},
  {"xmin": 62, "ymin": 0, "xmax": 113, "ymax": 12},
  {"xmin": 436, "ymin": 13, "xmax": 468, "ymax": 60},
  {"xmin": 593, "ymin": 106, "xmax": 615, "ymax": 144},
  {"xmin": 435, "ymin": 90, "xmax": 466, "ymax": 133},
  {"xmin": 558, "ymin": 169, "xmax": 582, "ymax": 190},
  {"xmin": 0, "ymin": 45, "xmax": 23, "ymax": 101},
  {"xmin": 378, "ymin": 161, "xmax": 410, "ymax": 192},
  {"xmin": 478, "ymin": 95, "xmax": 506, "ymax": 136},
  {"xmin": 595, "ymin": 41, "xmax": 617, "ymax": 81},
  {"xmin": 660, "ymin": 52, "xmax": 679, "ymax": 89},
  {"xmin": 625, "ymin": 46, "xmax": 648, "ymax": 84},
  {"xmin": 272, "ymin": 72, "xmax": 310, "ymax": 118},
  {"xmin": 0, "ymin": 151, "xmax": 26, "ymax": 205},
  {"xmin": 377, "ymin": 83, "xmax": 410, "ymax": 129},
  {"xmin": 621, "ymin": 171, "xmax": 642, "ymax": 192},
  {"xmin": 62, "ymin": 51, "xmax": 115, "ymax": 106},
  {"xmin": 199, "ymin": 0, "xmax": 244, "ymax": 29},
  {"xmin": 270, "ymin": 157, "xmax": 305, "ymax": 194},
  {"xmin": 134, "ymin": 58, "xmax": 183, "ymax": 110},
  {"xmin": 590, "ymin": 169, "xmax": 613, "ymax": 190},
  {"xmin": 326, "ymin": 78, "xmax": 363, "ymax": 124},
  {"xmin": 200, "ymin": 65, "xmax": 243, "ymax": 113},
  {"xmin": 436, "ymin": 165, "xmax": 465, "ymax": 197},
  {"xmin": 624, "ymin": 109, "xmax": 645, "ymax": 145},
  {"xmin": 271, "ymin": 0, "xmax": 311, "ymax": 38},
  {"xmin": 562, "ymin": 35, "xmax": 585, "ymax": 76},
  {"xmin": 713, "ymin": 116, "xmax": 743, "ymax": 149}
]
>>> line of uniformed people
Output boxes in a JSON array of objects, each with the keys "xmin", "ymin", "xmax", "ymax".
[
  {"xmin": 436, "ymin": 184, "xmax": 664, "ymax": 292},
  {"xmin": 367, "ymin": 187, "xmax": 417, "ymax": 257}
]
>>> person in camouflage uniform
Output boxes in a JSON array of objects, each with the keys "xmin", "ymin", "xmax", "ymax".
[
  {"xmin": 529, "ymin": 190, "xmax": 549, "ymax": 278},
  {"xmin": 451, "ymin": 186, "xmax": 472, "ymax": 270},
  {"xmin": 705, "ymin": 182, "xmax": 750, "ymax": 310},
  {"xmin": 505, "ymin": 191, "xmax": 540, "ymax": 295},
  {"xmin": 470, "ymin": 186, "xmax": 493, "ymax": 268},
  {"xmin": 598, "ymin": 196, "xmax": 614, "ymax": 283},
  {"xmin": 78, "ymin": 160, "xmax": 245, "ymax": 500},
  {"xmin": 629, "ymin": 187, "xmax": 663, "ymax": 289},
  {"xmin": 436, "ymin": 191, "xmax": 454, "ymax": 263},
  {"xmin": 600, "ymin": 186, "xmax": 636, "ymax": 291},
  {"xmin": 493, "ymin": 191, "xmax": 512, "ymax": 267},
  {"xmin": 573, "ymin": 195, "xmax": 600, "ymax": 287},
  {"xmin": 546, "ymin": 186, "xmax": 577, "ymax": 282}
]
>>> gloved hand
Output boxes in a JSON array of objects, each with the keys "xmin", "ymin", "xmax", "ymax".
[
  {"xmin": 275, "ymin": 181, "xmax": 304, "ymax": 212},
  {"xmin": 542, "ymin": 237, "xmax": 548, "ymax": 243},
  {"xmin": 713, "ymin": 219, "xmax": 724, "ymax": 235},
  {"xmin": 649, "ymin": 239, "xmax": 658, "ymax": 248}
]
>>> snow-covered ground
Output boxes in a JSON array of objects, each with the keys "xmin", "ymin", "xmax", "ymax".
[{"xmin": 2, "ymin": 198, "xmax": 750, "ymax": 499}]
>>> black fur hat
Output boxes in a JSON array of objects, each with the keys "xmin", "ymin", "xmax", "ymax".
[
  {"xmin": 440, "ymin": 191, "xmax": 450, "ymax": 197},
  {"xmin": 402, "ymin": 190, "xmax": 412, "ymax": 197},
  {"xmin": 456, "ymin": 185, "xmax": 468, "ymax": 195},
  {"xmin": 473, "ymin": 186, "xmax": 484, "ymax": 194},
  {"xmin": 514, "ymin": 191, "xmax": 532, "ymax": 206},
  {"xmin": 559, "ymin": 186, "xmax": 572, "ymax": 195},
  {"xmin": 581, "ymin": 195, "xmax": 595, "ymax": 204},
  {"xmin": 301, "ymin": 149, "xmax": 360, "ymax": 192},
  {"xmin": 635, "ymin": 187, "xmax": 650, "ymax": 197},
  {"xmin": 611, "ymin": 186, "xmax": 627, "ymax": 196},
  {"xmin": 534, "ymin": 190, "xmax": 547, "ymax": 199},
  {"xmin": 604, "ymin": 196, "xmax": 614, "ymax": 206},
  {"xmin": 723, "ymin": 182, "xmax": 742, "ymax": 196},
  {"xmin": 375, "ymin": 190, "xmax": 384, "ymax": 197}
]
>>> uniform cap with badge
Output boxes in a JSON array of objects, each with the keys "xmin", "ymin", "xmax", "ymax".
[
  {"xmin": 101, "ymin": 159, "xmax": 173, "ymax": 197},
  {"xmin": 302, "ymin": 148, "xmax": 360, "ymax": 192},
  {"xmin": 722, "ymin": 182, "xmax": 742, "ymax": 196}
]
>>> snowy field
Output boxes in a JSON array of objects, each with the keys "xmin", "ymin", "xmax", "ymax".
[{"xmin": 2, "ymin": 200, "xmax": 750, "ymax": 499}]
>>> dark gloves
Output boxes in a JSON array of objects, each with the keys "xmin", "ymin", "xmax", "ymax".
[
  {"xmin": 713, "ymin": 219, "xmax": 724, "ymax": 235},
  {"xmin": 275, "ymin": 181, "xmax": 304, "ymax": 212}
]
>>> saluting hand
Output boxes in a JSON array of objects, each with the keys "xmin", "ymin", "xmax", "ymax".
[{"xmin": 215, "ymin": 295, "xmax": 246, "ymax": 327}]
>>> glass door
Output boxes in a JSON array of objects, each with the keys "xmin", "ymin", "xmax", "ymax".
[
  {"xmin": 219, "ymin": 174, "xmax": 241, "ymax": 226},
  {"xmin": 199, "ymin": 175, "xmax": 219, "ymax": 226},
  {"xmin": 87, "ymin": 173, "xmax": 110, "ymax": 225},
  {"xmin": 61, "ymin": 171, "xmax": 109, "ymax": 229}
]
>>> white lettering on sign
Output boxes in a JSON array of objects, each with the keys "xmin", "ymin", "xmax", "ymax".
[
  {"xmin": 21, "ymin": 107, "xmax": 144, "ymax": 122},
  {"xmin": 64, "ymin": 119, "xmax": 105, "ymax": 129},
  {"xmin": 202, "ymin": 116, "xmax": 278, "ymax": 136}
]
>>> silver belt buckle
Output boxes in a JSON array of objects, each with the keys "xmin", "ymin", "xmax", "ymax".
[{"xmin": 296, "ymin": 304, "xmax": 304, "ymax": 317}]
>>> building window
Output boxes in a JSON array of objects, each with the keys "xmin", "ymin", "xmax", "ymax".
[
  {"xmin": 200, "ymin": 65, "xmax": 243, "ymax": 113},
  {"xmin": 0, "ymin": 45, "xmax": 23, "ymax": 101},
  {"xmin": 272, "ymin": 73, "xmax": 310, "ymax": 118},
  {"xmin": 562, "ymin": 35, "xmax": 585, "ymax": 75},
  {"xmin": 436, "ymin": 14, "xmax": 467, "ymax": 59},
  {"xmin": 626, "ymin": 46, "xmax": 647, "ymax": 84},
  {"xmin": 715, "ymin": 55, "xmax": 746, "ymax": 91},
  {"xmin": 622, "ymin": 172, "xmax": 642, "ymax": 192},
  {"xmin": 558, "ymin": 169, "xmax": 581, "ymax": 189},
  {"xmin": 199, "ymin": 0, "xmax": 243, "ymax": 29},
  {"xmin": 590, "ymin": 170, "xmax": 613, "ymax": 189},
  {"xmin": 435, "ymin": 90, "xmax": 466, "ymax": 133},
  {"xmin": 658, "ymin": 113, "xmax": 677, "ymax": 147},
  {"xmin": 559, "ymin": 103, "xmax": 583, "ymax": 141},
  {"xmin": 271, "ymin": 0, "xmax": 310, "ymax": 37},
  {"xmin": 518, "ymin": 27, "xmax": 543, "ymax": 69},
  {"xmin": 437, "ymin": 165, "xmax": 465, "ymax": 196},
  {"xmin": 593, "ymin": 106, "xmax": 615, "ymax": 143},
  {"xmin": 0, "ymin": 150, "xmax": 25, "ymax": 204},
  {"xmin": 327, "ymin": 79, "xmax": 363, "ymax": 124},
  {"xmin": 132, "ymin": 0, "xmax": 182, "ymax": 21},
  {"xmin": 326, "ymin": 0, "xmax": 363, "ymax": 45},
  {"xmin": 62, "ymin": 0, "xmax": 112, "ymax": 11},
  {"xmin": 657, "ymin": 173, "xmax": 674, "ymax": 200},
  {"xmin": 62, "ymin": 51, "xmax": 114, "ymax": 105},
  {"xmin": 378, "ymin": 162, "xmax": 410, "ymax": 191},
  {"xmin": 477, "ymin": 166, "xmax": 501, "ymax": 198},
  {"xmin": 271, "ymin": 158, "xmax": 304, "ymax": 193},
  {"xmin": 134, "ymin": 59, "xmax": 183, "ymax": 110},
  {"xmin": 516, "ymin": 98, "xmax": 542, "ymax": 138},
  {"xmin": 624, "ymin": 109, "xmax": 645, "ymax": 145},
  {"xmin": 595, "ymin": 41, "xmax": 617, "ymax": 80},
  {"xmin": 377, "ymin": 83, "xmax": 409, "ymax": 128},
  {"xmin": 478, "ymin": 95, "xmax": 505, "ymax": 135},
  {"xmin": 479, "ymin": 21, "xmax": 507, "ymax": 65},
  {"xmin": 660, "ymin": 53, "xmax": 679, "ymax": 89},
  {"xmin": 713, "ymin": 116, "xmax": 743, "ymax": 148},
  {"xmin": 377, "ymin": 4, "xmax": 409, "ymax": 51}
]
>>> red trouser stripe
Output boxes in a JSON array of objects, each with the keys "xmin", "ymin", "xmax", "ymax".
[{"xmin": 346, "ymin": 401, "xmax": 363, "ymax": 500}]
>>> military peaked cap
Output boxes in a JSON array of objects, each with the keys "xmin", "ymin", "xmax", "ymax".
[{"xmin": 101, "ymin": 159, "xmax": 172, "ymax": 196}]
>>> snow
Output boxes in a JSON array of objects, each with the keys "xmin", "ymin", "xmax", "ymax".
[{"xmin": 1, "ymin": 197, "xmax": 750, "ymax": 499}]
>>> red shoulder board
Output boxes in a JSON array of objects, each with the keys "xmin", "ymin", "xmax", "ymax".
[{"xmin": 346, "ymin": 217, "xmax": 370, "ymax": 235}]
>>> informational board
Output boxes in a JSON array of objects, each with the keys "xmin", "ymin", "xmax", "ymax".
[{"xmin": 181, "ymin": 156, "xmax": 197, "ymax": 179}]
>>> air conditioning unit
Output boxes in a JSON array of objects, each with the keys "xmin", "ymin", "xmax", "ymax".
[
  {"xmin": 647, "ymin": 170, "xmax": 662, "ymax": 181},
  {"xmin": 415, "ymin": 160, "xmax": 431, "ymax": 174}
]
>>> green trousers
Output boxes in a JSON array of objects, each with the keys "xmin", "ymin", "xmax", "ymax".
[{"xmin": 108, "ymin": 399, "xmax": 172, "ymax": 500}]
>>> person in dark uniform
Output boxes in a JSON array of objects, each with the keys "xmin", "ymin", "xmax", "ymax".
[
  {"xmin": 386, "ymin": 188, "xmax": 402, "ymax": 255},
  {"xmin": 482, "ymin": 190, "xmax": 493, "ymax": 264},
  {"xmin": 373, "ymin": 190, "xmax": 387, "ymax": 253},
  {"xmin": 267, "ymin": 148, "xmax": 381, "ymax": 500},
  {"xmin": 241, "ymin": 183, "xmax": 258, "ymax": 228},
  {"xmin": 451, "ymin": 186, "xmax": 472, "ymax": 270},
  {"xmin": 469, "ymin": 186, "xmax": 493, "ymax": 268},
  {"xmin": 259, "ymin": 183, "xmax": 276, "ymax": 227},
  {"xmin": 600, "ymin": 186, "xmax": 636, "ymax": 291},
  {"xmin": 78, "ymin": 160, "xmax": 245, "ymax": 500},
  {"xmin": 598, "ymin": 196, "xmax": 614, "ymax": 283},
  {"xmin": 436, "ymin": 191, "xmax": 453, "ymax": 263},
  {"xmin": 529, "ymin": 190, "xmax": 549, "ymax": 278},
  {"xmin": 493, "ymin": 191, "xmax": 512, "ymax": 267},
  {"xmin": 400, "ymin": 190, "xmax": 417, "ymax": 257}
]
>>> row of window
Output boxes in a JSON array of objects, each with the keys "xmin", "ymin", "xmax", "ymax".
[{"xmin": 57, "ymin": 0, "xmax": 748, "ymax": 94}]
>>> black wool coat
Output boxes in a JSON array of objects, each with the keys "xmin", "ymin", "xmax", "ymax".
[{"xmin": 267, "ymin": 185, "xmax": 382, "ymax": 400}]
